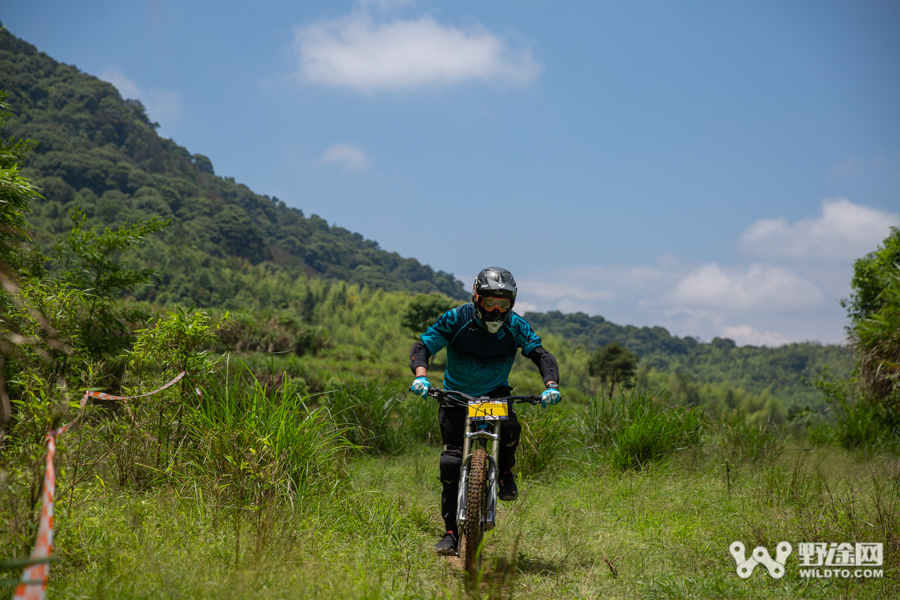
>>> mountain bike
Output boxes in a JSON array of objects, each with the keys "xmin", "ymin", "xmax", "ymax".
[{"xmin": 427, "ymin": 387, "xmax": 543, "ymax": 578}]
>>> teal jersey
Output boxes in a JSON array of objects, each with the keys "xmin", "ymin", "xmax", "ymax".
[{"xmin": 420, "ymin": 303, "xmax": 542, "ymax": 396}]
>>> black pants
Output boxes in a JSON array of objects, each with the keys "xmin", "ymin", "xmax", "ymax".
[{"xmin": 438, "ymin": 386, "xmax": 521, "ymax": 532}]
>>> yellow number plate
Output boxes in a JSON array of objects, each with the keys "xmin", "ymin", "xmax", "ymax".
[{"xmin": 468, "ymin": 400, "xmax": 509, "ymax": 421}]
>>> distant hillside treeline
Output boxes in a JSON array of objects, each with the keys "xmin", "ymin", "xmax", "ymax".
[
  {"xmin": 0, "ymin": 25, "xmax": 466, "ymax": 304},
  {"xmin": 525, "ymin": 311, "xmax": 852, "ymax": 408}
]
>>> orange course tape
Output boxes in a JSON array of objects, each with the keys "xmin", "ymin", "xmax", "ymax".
[{"xmin": 13, "ymin": 372, "xmax": 188, "ymax": 600}]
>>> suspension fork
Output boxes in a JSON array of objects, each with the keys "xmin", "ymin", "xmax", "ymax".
[
  {"xmin": 456, "ymin": 420, "xmax": 473, "ymax": 528},
  {"xmin": 456, "ymin": 421, "xmax": 502, "ymax": 529},
  {"xmin": 485, "ymin": 421, "xmax": 501, "ymax": 530}
]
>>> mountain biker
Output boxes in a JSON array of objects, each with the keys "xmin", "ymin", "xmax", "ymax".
[{"xmin": 408, "ymin": 267, "xmax": 561, "ymax": 556}]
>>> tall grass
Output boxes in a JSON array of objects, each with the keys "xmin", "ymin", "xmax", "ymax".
[
  {"xmin": 323, "ymin": 378, "xmax": 407, "ymax": 453},
  {"xmin": 714, "ymin": 407, "xmax": 785, "ymax": 464},
  {"xmin": 322, "ymin": 377, "xmax": 441, "ymax": 454},
  {"xmin": 44, "ymin": 444, "xmax": 900, "ymax": 600},
  {"xmin": 397, "ymin": 393, "xmax": 441, "ymax": 446},
  {"xmin": 182, "ymin": 374, "xmax": 354, "ymax": 560},
  {"xmin": 517, "ymin": 406, "xmax": 571, "ymax": 479},
  {"xmin": 581, "ymin": 389, "xmax": 705, "ymax": 471},
  {"xmin": 5, "ymin": 370, "xmax": 900, "ymax": 598},
  {"xmin": 192, "ymin": 375, "xmax": 352, "ymax": 493}
]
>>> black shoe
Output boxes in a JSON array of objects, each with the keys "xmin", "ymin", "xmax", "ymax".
[
  {"xmin": 498, "ymin": 471, "xmax": 518, "ymax": 501},
  {"xmin": 434, "ymin": 531, "xmax": 458, "ymax": 555}
]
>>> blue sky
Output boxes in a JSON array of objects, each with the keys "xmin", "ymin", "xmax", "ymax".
[{"xmin": 4, "ymin": 0, "xmax": 899, "ymax": 345}]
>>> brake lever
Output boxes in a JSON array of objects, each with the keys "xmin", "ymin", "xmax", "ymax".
[
  {"xmin": 427, "ymin": 388, "xmax": 467, "ymax": 407},
  {"xmin": 511, "ymin": 396, "xmax": 542, "ymax": 405}
]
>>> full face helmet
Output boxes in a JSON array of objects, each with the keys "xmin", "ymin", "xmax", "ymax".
[{"xmin": 472, "ymin": 267, "xmax": 517, "ymax": 333}]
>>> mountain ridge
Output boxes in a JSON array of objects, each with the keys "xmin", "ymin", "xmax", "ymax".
[{"xmin": 0, "ymin": 23, "xmax": 468, "ymax": 303}]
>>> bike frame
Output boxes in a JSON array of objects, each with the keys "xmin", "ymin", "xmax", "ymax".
[
  {"xmin": 458, "ymin": 413, "xmax": 501, "ymax": 530},
  {"xmin": 427, "ymin": 389, "xmax": 540, "ymax": 532}
]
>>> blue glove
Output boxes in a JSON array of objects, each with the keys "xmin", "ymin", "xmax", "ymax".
[
  {"xmin": 410, "ymin": 376, "xmax": 432, "ymax": 398},
  {"xmin": 541, "ymin": 385, "xmax": 561, "ymax": 408}
]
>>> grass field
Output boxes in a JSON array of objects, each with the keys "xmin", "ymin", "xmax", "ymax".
[{"xmin": 23, "ymin": 393, "xmax": 897, "ymax": 600}]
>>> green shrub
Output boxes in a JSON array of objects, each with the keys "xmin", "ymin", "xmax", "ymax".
[
  {"xmin": 214, "ymin": 311, "xmax": 329, "ymax": 357},
  {"xmin": 814, "ymin": 370, "xmax": 890, "ymax": 451},
  {"xmin": 844, "ymin": 227, "xmax": 900, "ymax": 426},
  {"xmin": 837, "ymin": 400, "xmax": 884, "ymax": 450}
]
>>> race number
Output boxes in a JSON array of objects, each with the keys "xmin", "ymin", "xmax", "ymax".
[{"xmin": 467, "ymin": 400, "xmax": 509, "ymax": 421}]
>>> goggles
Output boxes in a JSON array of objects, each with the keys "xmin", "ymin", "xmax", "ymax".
[{"xmin": 478, "ymin": 295, "xmax": 512, "ymax": 312}]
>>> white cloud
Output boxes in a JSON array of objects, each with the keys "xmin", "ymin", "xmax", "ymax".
[
  {"xmin": 658, "ymin": 253, "xmax": 680, "ymax": 268},
  {"xmin": 519, "ymin": 268, "xmax": 622, "ymax": 316},
  {"xmin": 319, "ymin": 142, "xmax": 371, "ymax": 171},
  {"xmin": 517, "ymin": 264, "xmax": 670, "ymax": 323},
  {"xmin": 100, "ymin": 65, "xmax": 141, "ymax": 98},
  {"xmin": 514, "ymin": 299, "xmax": 538, "ymax": 313},
  {"xmin": 669, "ymin": 263, "xmax": 824, "ymax": 311},
  {"xmin": 145, "ymin": 89, "xmax": 182, "ymax": 124},
  {"xmin": 99, "ymin": 66, "xmax": 183, "ymax": 126},
  {"xmin": 521, "ymin": 265, "xmax": 664, "ymax": 302},
  {"xmin": 554, "ymin": 298, "xmax": 597, "ymax": 314},
  {"xmin": 740, "ymin": 199, "xmax": 898, "ymax": 260},
  {"xmin": 525, "ymin": 283, "xmax": 614, "ymax": 303},
  {"xmin": 513, "ymin": 256, "xmax": 847, "ymax": 345},
  {"xmin": 720, "ymin": 324, "xmax": 792, "ymax": 347},
  {"xmin": 293, "ymin": 14, "xmax": 541, "ymax": 92}
]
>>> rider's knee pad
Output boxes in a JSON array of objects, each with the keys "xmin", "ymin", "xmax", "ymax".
[{"xmin": 439, "ymin": 447, "xmax": 463, "ymax": 485}]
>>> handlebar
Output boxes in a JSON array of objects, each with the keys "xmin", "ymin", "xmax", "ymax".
[{"xmin": 424, "ymin": 387, "xmax": 542, "ymax": 407}]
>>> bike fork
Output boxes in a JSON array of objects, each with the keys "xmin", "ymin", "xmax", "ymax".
[
  {"xmin": 456, "ymin": 421, "xmax": 472, "ymax": 528},
  {"xmin": 485, "ymin": 422, "xmax": 500, "ymax": 530},
  {"xmin": 456, "ymin": 421, "xmax": 502, "ymax": 530}
]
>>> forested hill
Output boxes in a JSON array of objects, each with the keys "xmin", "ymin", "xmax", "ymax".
[
  {"xmin": 0, "ymin": 25, "xmax": 466, "ymax": 304},
  {"xmin": 525, "ymin": 310, "xmax": 853, "ymax": 406}
]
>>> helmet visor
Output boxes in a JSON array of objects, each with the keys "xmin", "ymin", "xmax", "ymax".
[{"xmin": 480, "ymin": 296, "xmax": 512, "ymax": 312}]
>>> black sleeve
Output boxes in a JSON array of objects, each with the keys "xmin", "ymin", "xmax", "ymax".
[
  {"xmin": 525, "ymin": 345, "xmax": 560, "ymax": 386},
  {"xmin": 409, "ymin": 340, "xmax": 432, "ymax": 373}
]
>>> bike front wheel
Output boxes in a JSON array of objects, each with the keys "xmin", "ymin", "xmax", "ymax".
[{"xmin": 460, "ymin": 447, "xmax": 487, "ymax": 579}]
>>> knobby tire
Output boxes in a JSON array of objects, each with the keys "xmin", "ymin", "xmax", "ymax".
[{"xmin": 461, "ymin": 447, "xmax": 487, "ymax": 579}]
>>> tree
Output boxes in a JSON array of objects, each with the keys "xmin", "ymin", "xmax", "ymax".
[
  {"xmin": 588, "ymin": 341, "xmax": 639, "ymax": 398},
  {"xmin": 0, "ymin": 91, "xmax": 42, "ymax": 434},
  {"xmin": 843, "ymin": 226, "xmax": 900, "ymax": 323},
  {"xmin": 53, "ymin": 208, "xmax": 170, "ymax": 360},
  {"xmin": 400, "ymin": 293, "xmax": 456, "ymax": 336},
  {"xmin": 301, "ymin": 288, "xmax": 316, "ymax": 324},
  {"xmin": 843, "ymin": 227, "xmax": 900, "ymax": 426},
  {"xmin": 0, "ymin": 93, "xmax": 38, "ymax": 268}
]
